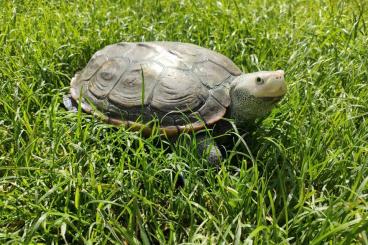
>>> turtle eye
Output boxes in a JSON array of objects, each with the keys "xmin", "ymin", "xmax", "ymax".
[{"xmin": 256, "ymin": 77, "xmax": 264, "ymax": 85}]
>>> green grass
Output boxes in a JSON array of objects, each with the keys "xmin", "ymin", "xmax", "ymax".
[{"xmin": 1, "ymin": 0, "xmax": 367, "ymax": 243}]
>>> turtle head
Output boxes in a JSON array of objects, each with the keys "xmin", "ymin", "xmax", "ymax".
[{"xmin": 229, "ymin": 70, "xmax": 287, "ymax": 125}]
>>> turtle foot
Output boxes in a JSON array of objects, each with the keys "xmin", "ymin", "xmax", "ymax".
[
  {"xmin": 196, "ymin": 133, "xmax": 223, "ymax": 168},
  {"xmin": 63, "ymin": 94, "xmax": 78, "ymax": 112}
]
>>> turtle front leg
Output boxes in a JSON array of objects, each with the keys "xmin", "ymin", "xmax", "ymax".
[{"xmin": 196, "ymin": 133, "xmax": 223, "ymax": 167}]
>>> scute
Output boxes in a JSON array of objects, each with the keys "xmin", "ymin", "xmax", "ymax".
[
  {"xmin": 124, "ymin": 42, "xmax": 161, "ymax": 61},
  {"xmin": 193, "ymin": 60, "xmax": 231, "ymax": 88},
  {"xmin": 79, "ymin": 44, "xmax": 134, "ymax": 81},
  {"xmin": 108, "ymin": 62, "xmax": 163, "ymax": 107},
  {"xmin": 88, "ymin": 58, "xmax": 128, "ymax": 98},
  {"xmin": 153, "ymin": 52, "xmax": 189, "ymax": 70},
  {"xmin": 153, "ymin": 42, "xmax": 242, "ymax": 75},
  {"xmin": 205, "ymin": 50, "xmax": 242, "ymax": 76},
  {"xmin": 197, "ymin": 95, "xmax": 227, "ymax": 125},
  {"xmin": 150, "ymin": 68, "xmax": 208, "ymax": 112},
  {"xmin": 210, "ymin": 85, "xmax": 231, "ymax": 107},
  {"xmin": 98, "ymin": 43, "xmax": 133, "ymax": 59},
  {"xmin": 152, "ymin": 42, "xmax": 207, "ymax": 66},
  {"xmin": 79, "ymin": 54, "xmax": 108, "ymax": 81}
]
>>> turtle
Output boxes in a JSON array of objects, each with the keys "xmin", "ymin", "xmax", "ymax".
[{"xmin": 64, "ymin": 41, "xmax": 287, "ymax": 165}]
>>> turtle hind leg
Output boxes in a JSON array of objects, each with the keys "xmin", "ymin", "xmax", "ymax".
[
  {"xmin": 196, "ymin": 133, "xmax": 223, "ymax": 168},
  {"xmin": 63, "ymin": 94, "xmax": 78, "ymax": 112}
]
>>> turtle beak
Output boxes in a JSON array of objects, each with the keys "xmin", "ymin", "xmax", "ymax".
[{"xmin": 271, "ymin": 70, "xmax": 286, "ymax": 96}]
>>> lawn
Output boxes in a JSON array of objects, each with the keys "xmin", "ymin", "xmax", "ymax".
[{"xmin": 1, "ymin": 0, "xmax": 367, "ymax": 244}]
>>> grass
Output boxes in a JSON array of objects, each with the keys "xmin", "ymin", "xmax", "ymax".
[{"xmin": 0, "ymin": 0, "xmax": 367, "ymax": 243}]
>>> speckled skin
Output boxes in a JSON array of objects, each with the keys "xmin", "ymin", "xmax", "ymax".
[{"xmin": 230, "ymin": 89, "xmax": 281, "ymax": 125}]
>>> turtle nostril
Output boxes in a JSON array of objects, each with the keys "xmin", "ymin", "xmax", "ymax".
[
  {"xmin": 276, "ymin": 74, "xmax": 285, "ymax": 80},
  {"xmin": 275, "ymin": 70, "xmax": 285, "ymax": 80}
]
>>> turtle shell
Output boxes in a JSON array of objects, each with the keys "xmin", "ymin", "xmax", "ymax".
[{"xmin": 70, "ymin": 42, "xmax": 242, "ymax": 136}]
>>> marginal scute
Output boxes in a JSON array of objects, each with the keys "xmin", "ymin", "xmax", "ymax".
[
  {"xmin": 159, "ymin": 114, "xmax": 175, "ymax": 127},
  {"xmin": 173, "ymin": 111, "xmax": 202, "ymax": 126},
  {"xmin": 105, "ymin": 103, "xmax": 128, "ymax": 119},
  {"xmin": 197, "ymin": 95, "xmax": 227, "ymax": 125},
  {"xmin": 210, "ymin": 85, "xmax": 231, "ymax": 107},
  {"xmin": 126, "ymin": 111, "xmax": 144, "ymax": 122},
  {"xmin": 70, "ymin": 73, "xmax": 85, "ymax": 99},
  {"xmin": 79, "ymin": 54, "xmax": 108, "ymax": 81},
  {"xmin": 83, "ymin": 90, "xmax": 109, "ymax": 112}
]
